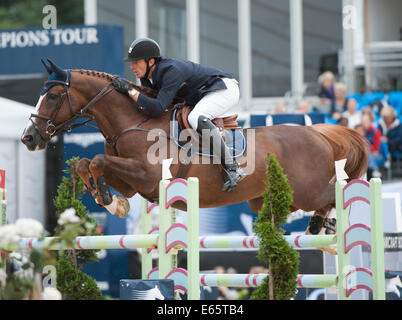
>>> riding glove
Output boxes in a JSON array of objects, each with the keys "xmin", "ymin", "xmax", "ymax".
[{"xmin": 112, "ymin": 77, "xmax": 133, "ymax": 95}]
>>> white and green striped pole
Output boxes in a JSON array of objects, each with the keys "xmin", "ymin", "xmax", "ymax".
[
  {"xmin": 336, "ymin": 180, "xmax": 350, "ymax": 300},
  {"xmin": 0, "ymin": 189, "xmax": 6, "ymax": 227},
  {"xmin": 141, "ymin": 197, "xmax": 153, "ymax": 279},
  {"xmin": 158, "ymin": 180, "xmax": 176, "ymax": 280},
  {"xmin": 0, "ymin": 169, "xmax": 6, "ymax": 274},
  {"xmin": 186, "ymin": 177, "xmax": 200, "ymax": 300},
  {"xmin": 369, "ymin": 178, "xmax": 385, "ymax": 300},
  {"xmin": 336, "ymin": 178, "xmax": 385, "ymax": 300},
  {"xmin": 0, "ymin": 169, "xmax": 6, "ymax": 226}
]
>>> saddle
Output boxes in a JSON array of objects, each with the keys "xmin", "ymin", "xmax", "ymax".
[
  {"xmin": 171, "ymin": 105, "xmax": 247, "ymax": 179},
  {"xmin": 175, "ymin": 106, "xmax": 241, "ymax": 140}
]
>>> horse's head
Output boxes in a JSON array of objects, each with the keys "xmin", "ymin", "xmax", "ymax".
[
  {"xmin": 21, "ymin": 58, "xmax": 77, "ymax": 151},
  {"xmin": 152, "ymin": 285, "xmax": 165, "ymax": 300},
  {"xmin": 21, "ymin": 58, "xmax": 162, "ymax": 152}
]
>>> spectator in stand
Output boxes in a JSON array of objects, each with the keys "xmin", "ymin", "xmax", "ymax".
[
  {"xmin": 361, "ymin": 106, "xmax": 375, "ymax": 120},
  {"xmin": 361, "ymin": 113, "xmax": 383, "ymax": 178},
  {"xmin": 378, "ymin": 106, "xmax": 402, "ymax": 156},
  {"xmin": 329, "ymin": 82, "xmax": 348, "ymax": 120},
  {"xmin": 274, "ymin": 101, "xmax": 288, "ymax": 114},
  {"xmin": 337, "ymin": 117, "xmax": 349, "ymax": 127},
  {"xmin": 342, "ymin": 98, "xmax": 362, "ymax": 129},
  {"xmin": 297, "ymin": 100, "xmax": 312, "ymax": 114},
  {"xmin": 354, "ymin": 124, "xmax": 365, "ymax": 137},
  {"xmin": 318, "ymin": 71, "xmax": 335, "ymax": 105}
]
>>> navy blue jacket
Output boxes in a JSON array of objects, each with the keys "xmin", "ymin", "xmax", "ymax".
[
  {"xmin": 379, "ymin": 120, "xmax": 402, "ymax": 154},
  {"xmin": 136, "ymin": 57, "xmax": 234, "ymax": 117}
]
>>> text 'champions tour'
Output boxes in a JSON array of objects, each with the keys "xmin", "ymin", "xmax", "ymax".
[{"xmin": 0, "ymin": 27, "xmax": 99, "ymax": 48}]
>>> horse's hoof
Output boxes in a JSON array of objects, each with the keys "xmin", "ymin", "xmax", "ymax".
[
  {"xmin": 97, "ymin": 176, "xmax": 112, "ymax": 205},
  {"xmin": 105, "ymin": 195, "xmax": 130, "ymax": 218},
  {"xmin": 307, "ymin": 216, "xmax": 324, "ymax": 234},
  {"xmin": 318, "ymin": 245, "xmax": 338, "ymax": 255}
]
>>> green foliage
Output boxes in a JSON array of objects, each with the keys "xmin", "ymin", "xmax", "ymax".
[
  {"xmin": 0, "ymin": 0, "xmax": 83, "ymax": 29},
  {"xmin": 54, "ymin": 157, "xmax": 90, "ymax": 221},
  {"xmin": 250, "ymin": 154, "xmax": 299, "ymax": 300},
  {"xmin": 0, "ymin": 237, "xmax": 55, "ymax": 300},
  {"xmin": 56, "ymin": 253, "xmax": 102, "ymax": 300},
  {"xmin": 0, "ymin": 273, "xmax": 35, "ymax": 300},
  {"xmin": 52, "ymin": 157, "xmax": 103, "ymax": 300}
]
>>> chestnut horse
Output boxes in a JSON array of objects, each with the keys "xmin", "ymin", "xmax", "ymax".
[{"xmin": 22, "ymin": 60, "xmax": 367, "ymax": 239}]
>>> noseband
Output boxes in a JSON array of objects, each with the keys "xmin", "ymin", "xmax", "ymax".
[{"xmin": 29, "ymin": 79, "xmax": 114, "ymax": 140}]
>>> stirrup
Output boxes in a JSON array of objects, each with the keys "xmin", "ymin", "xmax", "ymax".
[{"xmin": 221, "ymin": 163, "xmax": 246, "ymax": 192}]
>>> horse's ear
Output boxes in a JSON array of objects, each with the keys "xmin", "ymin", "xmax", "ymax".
[
  {"xmin": 46, "ymin": 58, "xmax": 67, "ymax": 79},
  {"xmin": 41, "ymin": 58, "xmax": 52, "ymax": 75}
]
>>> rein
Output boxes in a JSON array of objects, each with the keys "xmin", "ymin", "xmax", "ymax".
[{"xmin": 105, "ymin": 102, "xmax": 184, "ymax": 149}]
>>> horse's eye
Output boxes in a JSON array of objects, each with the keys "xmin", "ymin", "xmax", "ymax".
[{"xmin": 47, "ymin": 92, "xmax": 58, "ymax": 100}]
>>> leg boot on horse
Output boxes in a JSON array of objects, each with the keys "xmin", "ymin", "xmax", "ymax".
[{"xmin": 306, "ymin": 205, "xmax": 338, "ymax": 255}]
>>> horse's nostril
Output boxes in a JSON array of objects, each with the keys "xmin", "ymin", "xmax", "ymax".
[{"xmin": 22, "ymin": 135, "xmax": 33, "ymax": 142}]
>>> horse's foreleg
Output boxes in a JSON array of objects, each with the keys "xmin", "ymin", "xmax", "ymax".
[
  {"xmin": 86, "ymin": 154, "xmax": 133, "ymax": 218},
  {"xmin": 88, "ymin": 154, "xmax": 113, "ymax": 206},
  {"xmin": 87, "ymin": 154, "xmax": 151, "ymax": 218},
  {"xmin": 76, "ymin": 158, "xmax": 96, "ymax": 195}
]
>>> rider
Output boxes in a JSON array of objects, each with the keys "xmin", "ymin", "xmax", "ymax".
[{"xmin": 112, "ymin": 37, "xmax": 245, "ymax": 192}]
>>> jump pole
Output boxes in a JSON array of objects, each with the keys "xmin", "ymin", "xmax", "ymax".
[
  {"xmin": 141, "ymin": 197, "xmax": 154, "ymax": 279},
  {"xmin": 335, "ymin": 178, "xmax": 385, "ymax": 300},
  {"xmin": 0, "ymin": 169, "xmax": 6, "ymax": 226},
  {"xmin": 0, "ymin": 169, "xmax": 6, "ymax": 274},
  {"xmin": 157, "ymin": 178, "xmax": 200, "ymax": 300},
  {"xmin": 139, "ymin": 177, "xmax": 385, "ymax": 300},
  {"xmin": 0, "ymin": 176, "xmax": 384, "ymax": 300}
]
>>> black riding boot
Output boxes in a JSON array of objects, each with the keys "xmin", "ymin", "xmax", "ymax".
[{"xmin": 197, "ymin": 116, "xmax": 246, "ymax": 192}]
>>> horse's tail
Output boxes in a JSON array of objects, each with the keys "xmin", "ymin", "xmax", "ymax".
[{"xmin": 311, "ymin": 124, "xmax": 368, "ymax": 180}]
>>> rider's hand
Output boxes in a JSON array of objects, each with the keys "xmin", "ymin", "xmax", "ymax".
[{"xmin": 112, "ymin": 77, "xmax": 133, "ymax": 95}]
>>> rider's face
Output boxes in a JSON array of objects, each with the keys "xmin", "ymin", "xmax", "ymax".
[{"xmin": 130, "ymin": 58, "xmax": 154, "ymax": 79}]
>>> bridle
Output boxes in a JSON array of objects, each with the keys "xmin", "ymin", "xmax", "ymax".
[
  {"xmin": 29, "ymin": 79, "xmax": 114, "ymax": 141},
  {"xmin": 29, "ymin": 75, "xmax": 184, "ymax": 153},
  {"xmin": 29, "ymin": 73, "xmax": 192, "ymax": 181}
]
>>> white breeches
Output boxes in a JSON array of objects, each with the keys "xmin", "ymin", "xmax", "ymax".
[{"xmin": 187, "ymin": 77, "xmax": 240, "ymax": 130}]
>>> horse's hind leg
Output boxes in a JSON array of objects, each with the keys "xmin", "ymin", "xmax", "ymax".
[
  {"xmin": 305, "ymin": 205, "xmax": 337, "ymax": 255},
  {"xmin": 305, "ymin": 182, "xmax": 336, "ymax": 234},
  {"xmin": 248, "ymin": 197, "xmax": 263, "ymax": 213},
  {"xmin": 306, "ymin": 205, "xmax": 334, "ymax": 235}
]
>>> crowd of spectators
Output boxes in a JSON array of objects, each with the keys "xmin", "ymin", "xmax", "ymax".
[{"xmin": 273, "ymin": 70, "xmax": 402, "ymax": 179}]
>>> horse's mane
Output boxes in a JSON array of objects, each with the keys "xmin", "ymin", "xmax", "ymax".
[{"xmin": 70, "ymin": 69, "xmax": 158, "ymax": 98}]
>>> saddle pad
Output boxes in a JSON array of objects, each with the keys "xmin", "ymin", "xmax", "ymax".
[{"xmin": 171, "ymin": 109, "xmax": 246, "ymax": 159}]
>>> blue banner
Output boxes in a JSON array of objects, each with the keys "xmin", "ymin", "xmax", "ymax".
[{"xmin": 0, "ymin": 24, "xmax": 124, "ymax": 76}]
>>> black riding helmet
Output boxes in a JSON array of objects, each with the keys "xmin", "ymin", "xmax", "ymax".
[
  {"xmin": 125, "ymin": 38, "xmax": 161, "ymax": 61},
  {"xmin": 125, "ymin": 38, "xmax": 161, "ymax": 79}
]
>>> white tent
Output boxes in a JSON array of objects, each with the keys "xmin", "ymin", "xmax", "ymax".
[{"xmin": 0, "ymin": 96, "xmax": 45, "ymax": 224}]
